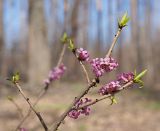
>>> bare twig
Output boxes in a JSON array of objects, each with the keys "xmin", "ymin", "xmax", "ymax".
[
  {"xmin": 8, "ymin": 97, "xmax": 24, "ymax": 118},
  {"xmin": 15, "ymin": 44, "xmax": 67, "ymax": 130},
  {"xmin": 76, "ymin": 81, "xmax": 133, "ymax": 110},
  {"xmin": 15, "ymin": 87, "xmax": 48, "ymax": 131},
  {"xmin": 57, "ymin": 44, "xmax": 67, "ymax": 67},
  {"xmin": 106, "ymin": 28, "xmax": 122, "ymax": 57},
  {"xmin": 14, "ymin": 83, "xmax": 48, "ymax": 131}
]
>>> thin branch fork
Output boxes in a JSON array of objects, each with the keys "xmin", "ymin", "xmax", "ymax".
[
  {"xmin": 52, "ymin": 45, "xmax": 100, "ymax": 130},
  {"xmin": 52, "ymin": 80, "xmax": 97, "ymax": 131},
  {"xmin": 52, "ymin": 28, "xmax": 123, "ymax": 130},
  {"xmin": 15, "ymin": 83, "xmax": 48, "ymax": 131},
  {"xmin": 15, "ymin": 87, "xmax": 48, "ymax": 131},
  {"xmin": 15, "ymin": 44, "xmax": 67, "ymax": 131}
]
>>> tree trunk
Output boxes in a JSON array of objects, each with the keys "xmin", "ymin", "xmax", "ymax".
[
  {"xmin": 95, "ymin": 0, "xmax": 102, "ymax": 56},
  {"xmin": 66, "ymin": 0, "xmax": 81, "ymax": 80},
  {"xmin": 28, "ymin": 0, "xmax": 50, "ymax": 85},
  {"xmin": 0, "ymin": 0, "xmax": 3, "ymax": 72},
  {"xmin": 144, "ymin": 0, "xmax": 154, "ymax": 86},
  {"xmin": 130, "ymin": 0, "xmax": 143, "ymax": 71},
  {"xmin": 0, "ymin": 0, "xmax": 7, "ymax": 76}
]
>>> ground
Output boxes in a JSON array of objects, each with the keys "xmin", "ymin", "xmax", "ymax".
[{"xmin": 0, "ymin": 82, "xmax": 160, "ymax": 131}]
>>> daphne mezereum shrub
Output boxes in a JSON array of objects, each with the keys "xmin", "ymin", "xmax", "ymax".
[{"xmin": 7, "ymin": 13, "xmax": 147, "ymax": 131}]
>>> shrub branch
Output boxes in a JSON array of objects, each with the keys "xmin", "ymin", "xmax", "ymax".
[
  {"xmin": 14, "ymin": 82, "xmax": 48, "ymax": 131},
  {"xmin": 15, "ymin": 44, "xmax": 67, "ymax": 131}
]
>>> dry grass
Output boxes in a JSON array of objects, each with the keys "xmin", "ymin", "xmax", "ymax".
[{"xmin": 0, "ymin": 82, "xmax": 160, "ymax": 131}]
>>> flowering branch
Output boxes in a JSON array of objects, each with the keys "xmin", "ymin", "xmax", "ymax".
[
  {"xmin": 7, "ymin": 13, "xmax": 147, "ymax": 131},
  {"xmin": 52, "ymin": 14, "xmax": 131, "ymax": 130},
  {"xmin": 52, "ymin": 79, "xmax": 97, "ymax": 131},
  {"xmin": 76, "ymin": 81, "xmax": 133, "ymax": 110},
  {"xmin": 52, "ymin": 33, "xmax": 111, "ymax": 130},
  {"xmin": 15, "ymin": 42, "xmax": 67, "ymax": 131},
  {"xmin": 14, "ymin": 82, "xmax": 48, "ymax": 131}
]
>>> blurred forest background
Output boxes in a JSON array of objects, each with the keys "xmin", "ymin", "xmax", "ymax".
[
  {"xmin": 0, "ymin": 0, "xmax": 160, "ymax": 131},
  {"xmin": 0, "ymin": 0, "xmax": 160, "ymax": 88}
]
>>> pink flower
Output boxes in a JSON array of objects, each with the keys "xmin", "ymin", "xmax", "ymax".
[
  {"xmin": 44, "ymin": 79, "xmax": 50, "ymax": 85},
  {"xmin": 44, "ymin": 64, "xmax": 66, "ymax": 85},
  {"xmin": 90, "ymin": 58, "xmax": 105, "ymax": 77},
  {"xmin": 77, "ymin": 48, "xmax": 90, "ymax": 61},
  {"xmin": 81, "ymin": 106, "xmax": 91, "ymax": 116},
  {"xmin": 68, "ymin": 98, "xmax": 92, "ymax": 119},
  {"xmin": 99, "ymin": 81, "xmax": 121, "ymax": 95},
  {"xmin": 99, "ymin": 57, "xmax": 118, "ymax": 72},
  {"xmin": 90, "ymin": 57, "xmax": 118, "ymax": 77},
  {"xmin": 19, "ymin": 128, "xmax": 27, "ymax": 131},
  {"xmin": 117, "ymin": 72, "xmax": 134, "ymax": 84},
  {"xmin": 68, "ymin": 110, "xmax": 81, "ymax": 119}
]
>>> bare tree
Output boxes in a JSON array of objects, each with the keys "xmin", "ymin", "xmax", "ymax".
[
  {"xmin": 130, "ymin": 0, "xmax": 143, "ymax": 71},
  {"xmin": 95, "ymin": 0, "xmax": 102, "ymax": 56},
  {"xmin": 64, "ymin": 0, "xmax": 82, "ymax": 80},
  {"xmin": 0, "ymin": 0, "xmax": 8, "ymax": 76},
  {"xmin": 28, "ymin": 0, "xmax": 50, "ymax": 85},
  {"xmin": 144, "ymin": 0, "xmax": 154, "ymax": 86},
  {"xmin": 0, "ymin": 0, "xmax": 4, "ymax": 73},
  {"xmin": 107, "ymin": 0, "xmax": 113, "ymax": 45}
]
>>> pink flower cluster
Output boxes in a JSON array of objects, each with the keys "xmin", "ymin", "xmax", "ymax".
[
  {"xmin": 77, "ymin": 48, "xmax": 89, "ymax": 61},
  {"xmin": 99, "ymin": 81, "xmax": 121, "ymax": 95},
  {"xmin": 90, "ymin": 57, "xmax": 118, "ymax": 77},
  {"xmin": 44, "ymin": 64, "xmax": 66, "ymax": 85},
  {"xmin": 99, "ymin": 72, "xmax": 134, "ymax": 95},
  {"xmin": 68, "ymin": 98, "xmax": 91, "ymax": 119},
  {"xmin": 19, "ymin": 128, "xmax": 27, "ymax": 131},
  {"xmin": 117, "ymin": 72, "xmax": 134, "ymax": 84},
  {"xmin": 75, "ymin": 48, "xmax": 118, "ymax": 77}
]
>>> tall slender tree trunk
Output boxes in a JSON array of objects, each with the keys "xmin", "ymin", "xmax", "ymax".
[
  {"xmin": 82, "ymin": 1, "xmax": 89, "ymax": 49},
  {"xmin": 66, "ymin": 0, "xmax": 81, "ymax": 80},
  {"xmin": 107, "ymin": 0, "xmax": 113, "ymax": 45},
  {"xmin": 130, "ymin": 0, "xmax": 143, "ymax": 71},
  {"xmin": 0, "ymin": 0, "xmax": 4, "ymax": 72},
  {"xmin": 95, "ymin": 0, "xmax": 102, "ymax": 56},
  {"xmin": 0, "ymin": 0, "xmax": 7, "ymax": 76},
  {"xmin": 28, "ymin": 0, "xmax": 50, "ymax": 85},
  {"xmin": 144, "ymin": 0, "xmax": 154, "ymax": 86}
]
